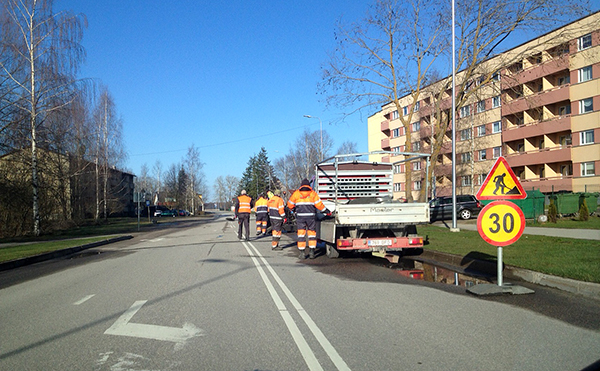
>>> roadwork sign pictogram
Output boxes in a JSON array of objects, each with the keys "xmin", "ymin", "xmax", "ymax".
[{"xmin": 476, "ymin": 157, "xmax": 526, "ymax": 200}]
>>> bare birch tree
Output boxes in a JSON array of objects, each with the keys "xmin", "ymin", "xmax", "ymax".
[
  {"xmin": 0, "ymin": 0, "xmax": 86, "ymax": 235},
  {"xmin": 185, "ymin": 144, "xmax": 204, "ymax": 213},
  {"xmin": 91, "ymin": 87, "xmax": 125, "ymax": 220}
]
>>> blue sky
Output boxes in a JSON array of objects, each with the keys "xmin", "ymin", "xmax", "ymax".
[{"xmin": 55, "ymin": 0, "xmax": 371, "ymax": 197}]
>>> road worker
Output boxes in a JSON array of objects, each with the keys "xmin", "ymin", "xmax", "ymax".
[
  {"xmin": 254, "ymin": 193, "xmax": 269, "ymax": 235},
  {"xmin": 235, "ymin": 190, "xmax": 253, "ymax": 241},
  {"xmin": 287, "ymin": 179, "xmax": 329, "ymax": 259},
  {"xmin": 267, "ymin": 189, "xmax": 286, "ymax": 250}
]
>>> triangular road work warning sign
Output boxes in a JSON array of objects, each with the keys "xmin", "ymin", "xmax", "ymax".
[{"xmin": 476, "ymin": 157, "xmax": 526, "ymax": 200}]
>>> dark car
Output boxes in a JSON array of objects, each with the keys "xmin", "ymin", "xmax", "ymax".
[
  {"xmin": 429, "ymin": 195, "xmax": 483, "ymax": 221},
  {"xmin": 160, "ymin": 209, "xmax": 178, "ymax": 217}
]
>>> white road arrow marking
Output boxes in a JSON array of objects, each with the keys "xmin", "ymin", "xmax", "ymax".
[{"xmin": 105, "ymin": 300, "xmax": 204, "ymax": 345}]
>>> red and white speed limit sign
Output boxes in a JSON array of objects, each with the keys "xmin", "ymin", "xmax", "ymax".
[{"xmin": 477, "ymin": 201, "xmax": 525, "ymax": 246}]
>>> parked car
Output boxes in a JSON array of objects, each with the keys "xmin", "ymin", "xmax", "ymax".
[
  {"xmin": 429, "ymin": 195, "xmax": 483, "ymax": 221},
  {"xmin": 153, "ymin": 209, "xmax": 163, "ymax": 217},
  {"xmin": 161, "ymin": 209, "xmax": 178, "ymax": 217},
  {"xmin": 178, "ymin": 209, "xmax": 190, "ymax": 216}
]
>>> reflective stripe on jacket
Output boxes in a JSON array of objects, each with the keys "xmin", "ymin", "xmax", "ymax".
[
  {"xmin": 287, "ymin": 185, "xmax": 325, "ymax": 219},
  {"xmin": 236, "ymin": 195, "xmax": 253, "ymax": 214},
  {"xmin": 267, "ymin": 195, "xmax": 286, "ymax": 220},
  {"xmin": 254, "ymin": 197, "xmax": 269, "ymax": 215}
]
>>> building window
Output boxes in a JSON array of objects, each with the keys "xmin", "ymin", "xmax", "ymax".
[
  {"xmin": 560, "ymin": 164, "xmax": 572, "ymax": 176},
  {"xmin": 492, "ymin": 96, "xmax": 501, "ymax": 108},
  {"xmin": 581, "ymin": 130, "xmax": 595, "ymax": 145},
  {"xmin": 413, "ymin": 101, "xmax": 420, "ymax": 112},
  {"xmin": 559, "ymin": 104, "xmax": 571, "ymax": 116},
  {"xmin": 414, "ymin": 180, "xmax": 422, "ymax": 190},
  {"xmin": 559, "ymin": 134, "xmax": 572, "ymax": 147},
  {"xmin": 492, "ymin": 121, "xmax": 501, "ymax": 133},
  {"xmin": 476, "ymin": 174, "xmax": 487, "ymax": 185},
  {"xmin": 461, "ymin": 175, "xmax": 472, "ymax": 186},
  {"xmin": 476, "ymin": 100, "xmax": 485, "ymax": 113},
  {"xmin": 393, "ymin": 164, "xmax": 401, "ymax": 174},
  {"xmin": 413, "ymin": 161, "xmax": 422, "ymax": 171},
  {"xmin": 394, "ymin": 183, "xmax": 402, "ymax": 192},
  {"xmin": 578, "ymin": 34, "xmax": 592, "ymax": 51},
  {"xmin": 479, "ymin": 149, "xmax": 487, "ymax": 161},
  {"xmin": 476, "ymin": 125, "xmax": 486, "ymax": 137},
  {"xmin": 412, "ymin": 141, "xmax": 421, "ymax": 151},
  {"xmin": 580, "ymin": 98, "xmax": 593, "ymax": 114},
  {"xmin": 579, "ymin": 66, "xmax": 593, "ymax": 82},
  {"xmin": 459, "ymin": 105, "xmax": 471, "ymax": 118},
  {"xmin": 461, "ymin": 152, "xmax": 472, "ymax": 163},
  {"xmin": 492, "ymin": 72, "xmax": 501, "ymax": 81},
  {"xmin": 412, "ymin": 122, "xmax": 420, "ymax": 131},
  {"xmin": 558, "ymin": 75, "xmax": 570, "ymax": 86},
  {"xmin": 460, "ymin": 128, "xmax": 472, "ymax": 141},
  {"xmin": 581, "ymin": 162, "xmax": 595, "ymax": 176},
  {"xmin": 393, "ymin": 146, "xmax": 400, "ymax": 153},
  {"xmin": 392, "ymin": 128, "xmax": 400, "ymax": 138},
  {"xmin": 493, "ymin": 146, "xmax": 502, "ymax": 158},
  {"xmin": 402, "ymin": 106, "xmax": 408, "ymax": 116},
  {"xmin": 392, "ymin": 110, "xmax": 399, "ymax": 120}
]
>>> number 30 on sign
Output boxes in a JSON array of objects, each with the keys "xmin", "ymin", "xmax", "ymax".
[{"xmin": 477, "ymin": 201, "xmax": 525, "ymax": 246}]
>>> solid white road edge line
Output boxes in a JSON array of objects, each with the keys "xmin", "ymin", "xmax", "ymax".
[{"xmin": 243, "ymin": 239, "xmax": 351, "ymax": 371}]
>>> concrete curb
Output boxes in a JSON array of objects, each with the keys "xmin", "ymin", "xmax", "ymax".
[
  {"xmin": 0, "ymin": 235, "xmax": 133, "ymax": 273},
  {"xmin": 413, "ymin": 249, "xmax": 600, "ymax": 300},
  {"xmin": 504, "ymin": 267, "xmax": 600, "ymax": 299}
]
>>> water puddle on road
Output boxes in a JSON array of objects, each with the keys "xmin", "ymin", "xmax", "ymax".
[{"xmin": 391, "ymin": 259, "xmax": 494, "ymax": 288}]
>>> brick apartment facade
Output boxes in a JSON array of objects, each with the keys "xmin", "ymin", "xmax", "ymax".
[{"xmin": 368, "ymin": 12, "xmax": 600, "ymax": 200}]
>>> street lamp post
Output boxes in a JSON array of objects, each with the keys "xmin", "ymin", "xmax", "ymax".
[{"xmin": 303, "ymin": 115, "xmax": 323, "ymax": 161}]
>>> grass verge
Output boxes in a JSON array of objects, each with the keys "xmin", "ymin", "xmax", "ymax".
[
  {"xmin": 0, "ymin": 215, "xmax": 211, "ymax": 263},
  {"xmin": 419, "ymin": 225, "xmax": 600, "ymax": 284},
  {"xmin": 0, "ymin": 236, "xmax": 113, "ymax": 263}
]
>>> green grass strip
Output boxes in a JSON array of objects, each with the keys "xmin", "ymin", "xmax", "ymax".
[
  {"xmin": 0, "ymin": 236, "xmax": 112, "ymax": 263},
  {"xmin": 419, "ymin": 225, "xmax": 600, "ymax": 283}
]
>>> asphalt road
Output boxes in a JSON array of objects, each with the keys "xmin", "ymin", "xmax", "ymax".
[{"xmin": 1, "ymin": 215, "xmax": 599, "ymax": 370}]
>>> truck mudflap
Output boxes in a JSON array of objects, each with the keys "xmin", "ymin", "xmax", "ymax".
[{"xmin": 335, "ymin": 236, "xmax": 424, "ymax": 251}]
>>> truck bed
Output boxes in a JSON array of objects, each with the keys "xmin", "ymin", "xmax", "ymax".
[{"xmin": 335, "ymin": 202, "xmax": 430, "ymax": 226}]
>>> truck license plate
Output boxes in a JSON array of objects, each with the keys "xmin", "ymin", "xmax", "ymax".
[{"xmin": 368, "ymin": 239, "xmax": 392, "ymax": 246}]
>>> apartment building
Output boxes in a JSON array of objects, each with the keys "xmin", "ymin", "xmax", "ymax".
[{"xmin": 369, "ymin": 11, "xmax": 600, "ymax": 200}]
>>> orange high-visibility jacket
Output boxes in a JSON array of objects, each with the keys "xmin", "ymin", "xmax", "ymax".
[
  {"xmin": 267, "ymin": 195, "xmax": 286, "ymax": 220},
  {"xmin": 287, "ymin": 185, "xmax": 325, "ymax": 219},
  {"xmin": 236, "ymin": 194, "xmax": 253, "ymax": 214},
  {"xmin": 254, "ymin": 197, "xmax": 269, "ymax": 215}
]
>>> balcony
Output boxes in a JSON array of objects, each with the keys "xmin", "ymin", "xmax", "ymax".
[
  {"xmin": 434, "ymin": 163, "xmax": 452, "ymax": 176},
  {"xmin": 502, "ymin": 85, "xmax": 569, "ymax": 116},
  {"xmin": 502, "ymin": 55, "xmax": 569, "ymax": 90},
  {"xmin": 381, "ymin": 138, "xmax": 391, "ymax": 150},
  {"xmin": 505, "ymin": 146, "xmax": 571, "ymax": 168},
  {"xmin": 520, "ymin": 176, "xmax": 573, "ymax": 193},
  {"xmin": 503, "ymin": 115, "xmax": 571, "ymax": 142},
  {"xmin": 420, "ymin": 125, "xmax": 432, "ymax": 138},
  {"xmin": 381, "ymin": 120, "xmax": 390, "ymax": 133}
]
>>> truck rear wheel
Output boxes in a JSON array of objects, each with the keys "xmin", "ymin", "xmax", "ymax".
[{"xmin": 326, "ymin": 245, "xmax": 339, "ymax": 259}]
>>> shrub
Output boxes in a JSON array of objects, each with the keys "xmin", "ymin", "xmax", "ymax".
[
  {"xmin": 548, "ymin": 198, "xmax": 558, "ymax": 223},
  {"xmin": 579, "ymin": 198, "xmax": 590, "ymax": 221}
]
